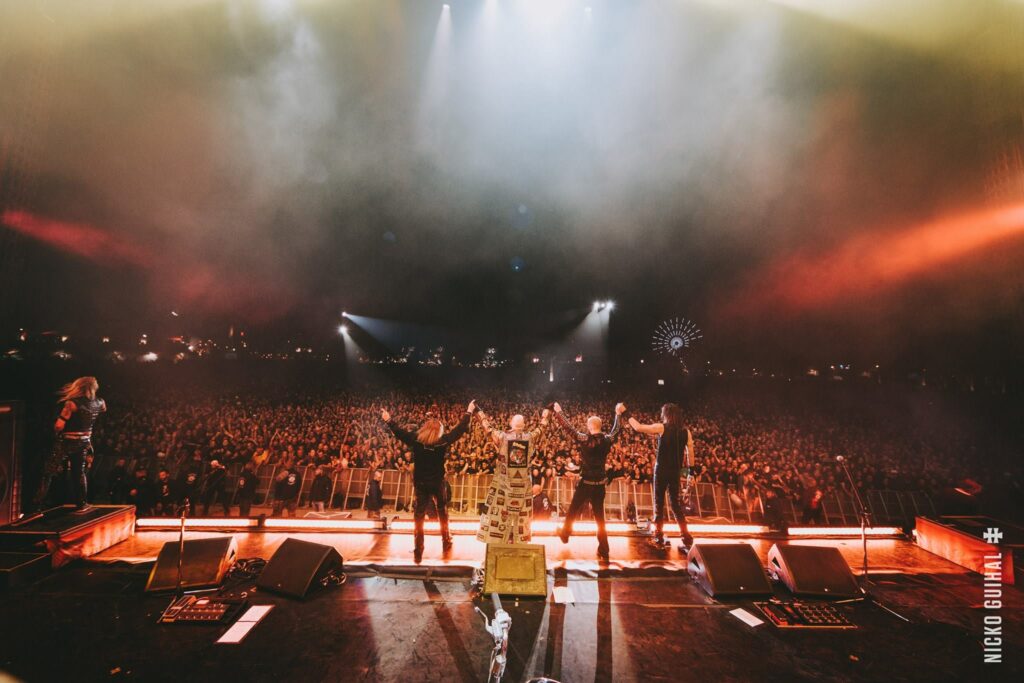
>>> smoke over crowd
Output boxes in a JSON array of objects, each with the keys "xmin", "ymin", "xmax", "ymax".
[{"xmin": 2, "ymin": 0, "xmax": 1022, "ymax": 367}]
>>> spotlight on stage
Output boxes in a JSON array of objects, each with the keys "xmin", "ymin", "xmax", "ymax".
[
  {"xmin": 341, "ymin": 311, "xmax": 348, "ymax": 318},
  {"xmin": 338, "ymin": 325, "xmax": 349, "ymax": 335},
  {"xmin": 606, "ymin": 300, "xmax": 615, "ymax": 311},
  {"xmin": 592, "ymin": 301, "xmax": 601, "ymax": 312}
]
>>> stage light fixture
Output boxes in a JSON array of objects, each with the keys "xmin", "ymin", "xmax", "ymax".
[
  {"xmin": 592, "ymin": 301, "xmax": 601, "ymax": 312},
  {"xmin": 606, "ymin": 301, "xmax": 615, "ymax": 310},
  {"xmin": 338, "ymin": 325, "xmax": 348, "ymax": 335}
]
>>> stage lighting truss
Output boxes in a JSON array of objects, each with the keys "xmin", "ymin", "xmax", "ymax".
[{"xmin": 652, "ymin": 318, "xmax": 702, "ymax": 357}]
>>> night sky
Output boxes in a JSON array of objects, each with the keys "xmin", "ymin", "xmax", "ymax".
[{"xmin": 1, "ymin": 0, "xmax": 1022, "ymax": 368}]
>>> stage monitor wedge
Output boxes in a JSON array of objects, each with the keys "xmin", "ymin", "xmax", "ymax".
[
  {"xmin": 257, "ymin": 538, "xmax": 343, "ymax": 599},
  {"xmin": 145, "ymin": 536, "xmax": 238, "ymax": 593},
  {"xmin": 768, "ymin": 543, "xmax": 860, "ymax": 597},
  {"xmin": 483, "ymin": 543, "xmax": 547, "ymax": 598},
  {"xmin": 687, "ymin": 542, "xmax": 772, "ymax": 597}
]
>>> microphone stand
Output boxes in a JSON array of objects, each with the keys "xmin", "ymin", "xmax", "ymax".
[
  {"xmin": 174, "ymin": 498, "xmax": 189, "ymax": 599},
  {"xmin": 160, "ymin": 498, "xmax": 189, "ymax": 622},
  {"xmin": 837, "ymin": 458, "xmax": 870, "ymax": 580},
  {"xmin": 835, "ymin": 459, "xmax": 909, "ymax": 622}
]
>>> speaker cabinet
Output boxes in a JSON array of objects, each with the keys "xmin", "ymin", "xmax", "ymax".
[
  {"xmin": 768, "ymin": 543, "xmax": 860, "ymax": 597},
  {"xmin": 0, "ymin": 402, "xmax": 23, "ymax": 526},
  {"xmin": 483, "ymin": 543, "xmax": 547, "ymax": 598},
  {"xmin": 145, "ymin": 536, "xmax": 238, "ymax": 592},
  {"xmin": 0, "ymin": 552, "xmax": 50, "ymax": 590},
  {"xmin": 687, "ymin": 543, "xmax": 772, "ymax": 597},
  {"xmin": 257, "ymin": 538, "xmax": 343, "ymax": 599}
]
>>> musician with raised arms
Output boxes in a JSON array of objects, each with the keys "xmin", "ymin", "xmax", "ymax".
[
  {"xmin": 475, "ymin": 406, "xmax": 550, "ymax": 545},
  {"xmin": 380, "ymin": 400, "xmax": 476, "ymax": 563},
  {"xmin": 629, "ymin": 403, "xmax": 695, "ymax": 552},
  {"xmin": 552, "ymin": 400, "xmax": 626, "ymax": 562}
]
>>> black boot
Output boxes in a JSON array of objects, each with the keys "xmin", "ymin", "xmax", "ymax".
[{"xmin": 647, "ymin": 536, "xmax": 668, "ymax": 550}]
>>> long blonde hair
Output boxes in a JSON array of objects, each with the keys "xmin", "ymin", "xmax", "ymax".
[
  {"xmin": 417, "ymin": 419, "xmax": 444, "ymax": 445},
  {"xmin": 57, "ymin": 376, "xmax": 98, "ymax": 403}
]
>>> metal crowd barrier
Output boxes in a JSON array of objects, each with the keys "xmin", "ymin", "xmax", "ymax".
[{"xmin": 91, "ymin": 457, "xmax": 934, "ymax": 526}]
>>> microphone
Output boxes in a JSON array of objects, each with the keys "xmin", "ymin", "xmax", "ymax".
[
  {"xmin": 493, "ymin": 596, "xmax": 511, "ymax": 644},
  {"xmin": 476, "ymin": 594, "xmax": 512, "ymax": 682}
]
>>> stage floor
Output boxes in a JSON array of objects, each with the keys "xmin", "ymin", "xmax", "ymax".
[
  {"xmin": 1, "ymin": 532, "xmax": 1021, "ymax": 682},
  {"xmin": 96, "ymin": 528, "xmax": 964, "ymax": 577}
]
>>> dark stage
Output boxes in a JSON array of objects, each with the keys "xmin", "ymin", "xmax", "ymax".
[{"xmin": 1, "ymin": 529, "xmax": 1021, "ymax": 682}]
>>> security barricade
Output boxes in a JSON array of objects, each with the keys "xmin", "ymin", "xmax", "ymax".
[{"xmin": 92, "ymin": 457, "xmax": 933, "ymax": 525}]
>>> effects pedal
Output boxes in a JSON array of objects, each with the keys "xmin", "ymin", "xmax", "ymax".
[
  {"xmin": 158, "ymin": 595, "xmax": 247, "ymax": 624},
  {"xmin": 754, "ymin": 600, "xmax": 856, "ymax": 629}
]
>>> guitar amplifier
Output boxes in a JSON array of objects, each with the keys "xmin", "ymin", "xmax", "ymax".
[{"xmin": 0, "ymin": 402, "xmax": 23, "ymax": 527}]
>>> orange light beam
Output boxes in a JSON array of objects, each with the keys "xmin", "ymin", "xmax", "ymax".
[
  {"xmin": 2, "ymin": 209, "xmax": 154, "ymax": 267},
  {"xmin": 722, "ymin": 202, "xmax": 1024, "ymax": 318}
]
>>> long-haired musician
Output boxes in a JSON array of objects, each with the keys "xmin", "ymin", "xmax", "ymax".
[
  {"xmin": 42, "ymin": 376, "xmax": 106, "ymax": 512},
  {"xmin": 629, "ymin": 403, "xmax": 695, "ymax": 552}
]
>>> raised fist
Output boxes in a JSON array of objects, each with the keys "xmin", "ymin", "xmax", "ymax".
[
  {"xmin": 467, "ymin": 400, "xmax": 477, "ymax": 413},
  {"xmin": 615, "ymin": 402, "xmax": 626, "ymax": 415},
  {"xmin": 380, "ymin": 409, "xmax": 391, "ymax": 422},
  {"xmin": 553, "ymin": 402, "xmax": 563, "ymax": 413}
]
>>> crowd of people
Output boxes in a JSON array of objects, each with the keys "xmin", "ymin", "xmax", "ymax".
[{"xmin": 73, "ymin": 380, "xmax": 1017, "ymax": 521}]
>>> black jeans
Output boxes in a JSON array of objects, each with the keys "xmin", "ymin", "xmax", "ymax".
[
  {"xmin": 561, "ymin": 482, "xmax": 609, "ymax": 555},
  {"xmin": 413, "ymin": 481, "xmax": 450, "ymax": 552},
  {"xmin": 65, "ymin": 439, "xmax": 90, "ymax": 508},
  {"xmin": 36, "ymin": 438, "xmax": 89, "ymax": 508},
  {"xmin": 802, "ymin": 504, "xmax": 824, "ymax": 525},
  {"xmin": 202, "ymin": 491, "xmax": 230, "ymax": 517},
  {"xmin": 237, "ymin": 497, "xmax": 253, "ymax": 518},
  {"xmin": 653, "ymin": 469, "xmax": 690, "ymax": 542},
  {"xmin": 272, "ymin": 498, "xmax": 298, "ymax": 516}
]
